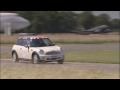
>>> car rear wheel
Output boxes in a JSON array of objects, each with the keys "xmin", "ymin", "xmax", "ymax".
[
  {"xmin": 57, "ymin": 59, "xmax": 64, "ymax": 64},
  {"xmin": 32, "ymin": 54, "xmax": 41, "ymax": 64},
  {"xmin": 12, "ymin": 52, "xmax": 19, "ymax": 62}
]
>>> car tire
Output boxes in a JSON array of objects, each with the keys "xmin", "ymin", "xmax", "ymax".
[
  {"xmin": 32, "ymin": 54, "xmax": 41, "ymax": 64},
  {"xmin": 57, "ymin": 59, "xmax": 64, "ymax": 64},
  {"xmin": 12, "ymin": 52, "xmax": 19, "ymax": 62}
]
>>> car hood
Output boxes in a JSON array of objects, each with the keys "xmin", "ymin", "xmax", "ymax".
[{"xmin": 32, "ymin": 46, "xmax": 61, "ymax": 53}]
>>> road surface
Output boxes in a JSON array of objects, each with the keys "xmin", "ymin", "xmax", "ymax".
[
  {"xmin": 0, "ymin": 43, "xmax": 119, "ymax": 54},
  {"xmin": 1, "ymin": 59, "xmax": 119, "ymax": 72}
]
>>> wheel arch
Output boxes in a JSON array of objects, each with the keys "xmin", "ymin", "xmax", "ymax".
[
  {"xmin": 12, "ymin": 50, "xmax": 17, "ymax": 55},
  {"xmin": 32, "ymin": 51, "xmax": 40, "ymax": 59},
  {"xmin": 12, "ymin": 50, "xmax": 19, "ymax": 62}
]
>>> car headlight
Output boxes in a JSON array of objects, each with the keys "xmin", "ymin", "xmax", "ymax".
[
  {"xmin": 39, "ymin": 50, "xmax": 44, "ymax": 54},
  {"xmin": 60, "ymin": 48, "xmax": 64, "ymax": 53}
]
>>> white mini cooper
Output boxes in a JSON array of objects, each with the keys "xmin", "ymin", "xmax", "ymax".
[{"xmin": 12, "ymin": 36, "xmax": 64, "ymax": 64}]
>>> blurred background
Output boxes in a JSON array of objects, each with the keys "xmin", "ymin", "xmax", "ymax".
[{"xmin": 0, "ymin": 11, "xmax": 119, "ymax": 34}]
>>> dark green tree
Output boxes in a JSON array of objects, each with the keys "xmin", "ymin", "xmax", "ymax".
[
  {"xmin": 77, "ymin": 11, "xmax": 95, "ymax": 29},
  {"xmin": 94, "ymin": 13, "xmax": 110, "ymax": 26},
  {"xmin": 110, "ymin": 19, "xmax": 120, "ymax": 29},
  {"xmin": 12, "ymin": 11, "xmax": 77, "ymax": 33}
]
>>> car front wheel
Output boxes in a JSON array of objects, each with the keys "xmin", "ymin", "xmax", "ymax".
[
  {"xmin": 57, "ymin": 59, "xmax": 64, "ymax": 64},
  {"xmin": 32, "ymin": 54, "xmax": 41, "ymax": 64},
  {"xmin": 12, "ymin": 52, "xmax": 19, "ymax": 62}
]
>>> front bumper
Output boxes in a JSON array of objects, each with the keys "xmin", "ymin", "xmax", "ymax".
[{"xmin": 39, "ymin": 54, "xmax": 64, "ymax": 61}]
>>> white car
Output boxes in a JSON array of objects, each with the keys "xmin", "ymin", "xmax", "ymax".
[{"xmin": 12, "ymin": 36, "xmax": 64, "ymax": 64}]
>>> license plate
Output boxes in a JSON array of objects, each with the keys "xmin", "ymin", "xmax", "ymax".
[{"xmin": 52, "ymin": 56, "xmax": 57, "ymax": 58}]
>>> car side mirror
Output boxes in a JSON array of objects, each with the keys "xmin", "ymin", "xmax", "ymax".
[
  {"xmin": 25, "ymin": 45, "xmax": 30, "ymax": 48},
  {"xmin": 25, "ymin": 45, "xmax": 28, "ymax": 48},
  {"xmin": 53, "ymin": 43, "xmax": 55, "ymax": 45}
]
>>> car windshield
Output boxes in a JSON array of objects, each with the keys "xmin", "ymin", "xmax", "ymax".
[{"xmin": 30, "ymin": 38, "xmax": 54, "ymax": 47}]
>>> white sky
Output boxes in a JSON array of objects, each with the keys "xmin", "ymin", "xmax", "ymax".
[{"xmin": 74, "ymin": 11, "xmax": 119, "ymax": 19}]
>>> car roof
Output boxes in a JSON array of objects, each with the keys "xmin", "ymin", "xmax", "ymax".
[{"xmin": 18, "ymin": 36, "xmax": 48, "ymax": 39}]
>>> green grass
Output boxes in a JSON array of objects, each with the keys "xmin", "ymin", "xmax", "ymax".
[
  {"xmin": 1, "ymin": 50, "xmax": 119, "ymax": 64},
  {"xmin": 65, "ymin": 50, "xmax": 119, "ymax": 64}
]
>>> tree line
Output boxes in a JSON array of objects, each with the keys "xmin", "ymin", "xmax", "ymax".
[{"xmin": 10, "ymin": 11, "xmax": 119, "ymax": 33}]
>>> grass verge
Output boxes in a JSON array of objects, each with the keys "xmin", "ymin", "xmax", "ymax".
[
  {"xmin": 0, "ymin": 33, "xmax": 119, "ymax": 44},
  {"xmin": 65, "ymin": 50, "xmax": 119, "ymax": 64}
]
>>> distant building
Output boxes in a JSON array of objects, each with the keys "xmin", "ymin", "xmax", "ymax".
[{"xmin": 0, "ymin": 13, "xmax": 30, "ymax": 35}]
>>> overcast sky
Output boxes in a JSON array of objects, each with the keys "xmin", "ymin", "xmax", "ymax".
[{"xmin": 74, "ymin": 11, "xmax": 119, "ymax": 19}]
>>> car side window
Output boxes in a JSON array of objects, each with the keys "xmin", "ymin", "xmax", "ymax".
[
  {"xmin": 16, "ymin": 39, "xmax": 24, "ymax": 46},
  {"xmin": 30, "ymin": 39, "xmax": 44, "ymax": 47},
  {"xmin": 23, "ymin": 39, "xmax": 27, "ymax": 46},
  {"xmin": 26, "ymin": 39, "xmax": 31, "ymax": 46}
]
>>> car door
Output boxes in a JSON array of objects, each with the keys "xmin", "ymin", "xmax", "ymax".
[
  {"xmin": 17, "ymin": 39, "xmax": 29, "ymax": 59},
  {"xmin": 16, "ymin": 38, "xmax": 24, "ymax": 58},
  {"xmin": 22, "ymin": 39, "xmax": 32, "ymax": 59},
  {"xmin": 17, "ymin": 45, "xmax": 24, "ymax": 58},
  {"xmin": 23, "ymin": 46, "xmax": 33, "ymax": 59},
  {"xmin": 22, "ymin": 46, "xmax": 28, "ymax": 59}
]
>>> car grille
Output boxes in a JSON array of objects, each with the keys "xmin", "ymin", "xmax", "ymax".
[{"xmin": 46, "ymin": 51, "xmax": 61, "ymax": 55}]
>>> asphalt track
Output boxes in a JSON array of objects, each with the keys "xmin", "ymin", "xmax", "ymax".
[
  {"xmin": 1, "ymin": 59, "xmax": 119, "ymax": 72},
  {"xmin": 0, "ymin": 43, "xmax": 119, "ymax": 54}
]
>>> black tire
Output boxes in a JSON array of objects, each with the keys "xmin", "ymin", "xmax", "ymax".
[
  {"xmin": 57, "ymin": 59, "xmax": 64, "ymax": 64},
  {"xmin": 12, "ymin": 52, "xmax": 19, "ymax": 62},
  {"xmin": 32, "ymin": 54, "xmax": 41, "ymax": 64}
]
